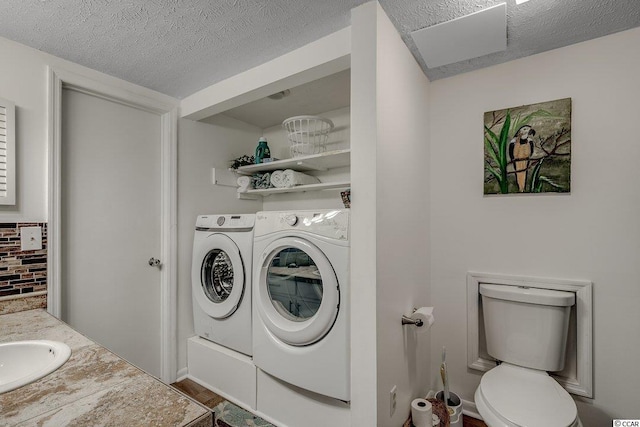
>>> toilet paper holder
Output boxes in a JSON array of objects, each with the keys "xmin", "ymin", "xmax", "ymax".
[
  {"xmin": 402, "ymin": 309, "xmax": 424, "ymax": 327},
  {"xmin": 401, "ymin": 307, "xmax": 435, "ymax": 331}
]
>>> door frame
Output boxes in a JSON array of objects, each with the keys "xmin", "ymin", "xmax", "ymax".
[{"xmin": 46, "ymin": 66, "xmax": 179, "ymax": 383}]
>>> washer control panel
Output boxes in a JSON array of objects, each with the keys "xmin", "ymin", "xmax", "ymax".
[{"xmin": 196, "ymin": 214, "xmax": 255, "ymax": 230}]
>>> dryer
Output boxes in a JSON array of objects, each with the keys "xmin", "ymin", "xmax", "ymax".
[
  {"xmin": 192, "ymin": 213, "xmax": 254, "ymax": 356},
  {"xmin": 252, "ymin": 209, "xmax": 350, "ymax": 401}
]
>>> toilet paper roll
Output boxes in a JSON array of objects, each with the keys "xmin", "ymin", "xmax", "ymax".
[
  {"xmin": 411, "ymin": 398, "xmax": 432, "ymax": 427},
  {"xmin": 412, "ymin": 306, "xmax": 435, "ymax": 333}
]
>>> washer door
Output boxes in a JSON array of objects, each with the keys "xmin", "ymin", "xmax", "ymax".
[
  {"xmin": 256, "ymin": 237, "xmax": 339, "ymax": 346},
  {"xmin": 193, "ymin": 233, "xmax": 245, "ymax": 319}
]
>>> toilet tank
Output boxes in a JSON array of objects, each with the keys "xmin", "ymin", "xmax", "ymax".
[{"xmin": 480, "ymin": 284, "xmax": 575, "ymax": 371}]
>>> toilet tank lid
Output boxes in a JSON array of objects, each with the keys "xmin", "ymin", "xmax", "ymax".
[{"xmin": 480, "ymin": 284, "xmax": 575, "ymax": 307}]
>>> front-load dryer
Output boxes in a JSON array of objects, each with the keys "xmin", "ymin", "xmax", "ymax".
[
  {"xmin": 192, "ymin": 213, "xmax": 254, "ymax": 356},
  {"xmin": 252, "ymin": 209, "xmax": 350, "ymax": 401}
]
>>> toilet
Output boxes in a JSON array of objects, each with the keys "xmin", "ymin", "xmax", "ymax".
[{"xmin": 474, "ymin": 284, "xmax": 582, "ymax": 427}]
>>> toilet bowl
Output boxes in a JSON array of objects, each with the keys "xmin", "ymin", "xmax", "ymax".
[{"xmin": 475, "ymin": 363, "xmax": 582, "ymax": 427}]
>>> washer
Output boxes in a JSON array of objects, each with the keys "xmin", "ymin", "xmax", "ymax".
[
  {"xmin": 192, "ymin": 213, "xmax": 254, "ymax": 356},
  {"xmin": 252, "ymin": 209, "xmax": 350, "ymax": 401}
]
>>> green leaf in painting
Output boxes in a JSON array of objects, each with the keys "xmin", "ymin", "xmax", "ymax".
[
  {"xmin": 485, "ymin": 163, "xmax": 501, "ymax": 182},
  {"xmin": 485, "ymin": 137, "xmax": 500, "ymax": 166},
  {"xmin": 529, "ymin": 159, "xmax": 544, "ymax": 192},
  {"xmin": 498, "ymin": 112, "xmax": 511, "ymax": 166},
  {"xmin": 484, "ymin": 125, "xmax": 498, "ymax": 144},
  {"xmin": 497, "ymin": 112, "xmax": 511, "ymax": 193}
]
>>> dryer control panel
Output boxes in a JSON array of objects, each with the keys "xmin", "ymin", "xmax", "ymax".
[{"xmin": 254, "ymin": 209, "xmax": 349, "ymax": 241}]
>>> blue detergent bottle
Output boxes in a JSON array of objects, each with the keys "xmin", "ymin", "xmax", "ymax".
[{"xmin": 255, "ymin": 137, "xmax": 271, "ymax": 164}]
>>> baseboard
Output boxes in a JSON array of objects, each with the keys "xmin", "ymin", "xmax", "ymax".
[
  {"xmin": 175, "ymin": 367, "xmax": 188, "ymax": 382},
  {"xmin": 462, "ymin": 398, "xmax": 482, "ymax": 420}
]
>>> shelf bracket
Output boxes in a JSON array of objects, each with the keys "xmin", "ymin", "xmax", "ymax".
[
  {"xmin": 212, "ymin": 168, "xmax": 238, "ymax": 187},
  {"xmin": 237, "ymin": 192, "xmax": 260, "ymax": 200}
]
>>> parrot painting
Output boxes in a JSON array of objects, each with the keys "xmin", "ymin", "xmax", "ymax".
[{"xmin": 508, "ymin": 125, "xmax": 536, "ymax": 192}]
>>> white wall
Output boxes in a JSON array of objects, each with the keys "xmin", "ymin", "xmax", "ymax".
[
  {"xmin": 0, "ymin": 36, "xmax": 176, "ymax": 222},
  {"xmin": 176, "ymin": 116, "xmax": 262, "ymax": 372},
  {"xmin": 0, "ymin": 37, "xmax": 50, "ymax": 221},
  {"xmin": 261, "ymin": 106, "xmax": 350, "ymax": 212},
  {"xmin": 351, "ymin": 3, "xmax": 431, "ymax": 426},
  {"xmin": 350, "ymin": 4, "xmax": 379, "ymax": 425},
  {"xmin": 263, "ymin": 106, "xmax": 351, "ymax": 160},
  {"xmin": 374, "ymin": 4, "xmax": 431, "ymax": 426},
  {"xmin": 429, "ymin": 27, "xmax": 640, "ymax": 425}
]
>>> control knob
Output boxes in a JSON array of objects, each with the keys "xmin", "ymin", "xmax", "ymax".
[{"xmin": 285, "ymin": 214, "xmax": 298, "ymax": 226}]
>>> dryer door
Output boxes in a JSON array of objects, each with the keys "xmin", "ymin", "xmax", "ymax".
[
  {"xmin": 193, "ymin": 233, "xmax": 245, "ymax": 319},
  {"xmin": 256, "ymin": 236, "xmax": 339, "ymax": 346}
]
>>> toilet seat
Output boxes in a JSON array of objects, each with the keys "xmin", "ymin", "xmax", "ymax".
[{"xmin": 476, "ymin": 363, "xmax": 577, "ymax": 427}]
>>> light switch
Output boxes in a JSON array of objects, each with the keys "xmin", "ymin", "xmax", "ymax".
[{"xmin": 20, "ymin": 226, "xmax": 42, "ymax": 251}]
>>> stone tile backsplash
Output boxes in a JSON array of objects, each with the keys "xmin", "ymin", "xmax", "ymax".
[{"xmin": 0, "ymin": 223, "xmax": 47, "ymax": 312}]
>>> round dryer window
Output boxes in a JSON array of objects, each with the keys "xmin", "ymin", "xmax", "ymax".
[
  {"xmin": 257, "ymin": 237, "xmax": 339, "ymax": 346},
  {"xmin": 266, "ymin": 247, "xmax": 323, "ymax": 321},
  {"xmin": 193, "ymin": 233, "xmax": 246, "ymax": 319}
]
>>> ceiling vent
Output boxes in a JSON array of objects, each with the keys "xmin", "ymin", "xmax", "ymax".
[{"xmin": 411, "ymin": 3, "xmax": 507, "ymax": 68}]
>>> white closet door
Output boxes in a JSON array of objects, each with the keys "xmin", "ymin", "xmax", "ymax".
[{"xmin": 61, "ymin": 88, "xmax": 162, "ymax": 378}]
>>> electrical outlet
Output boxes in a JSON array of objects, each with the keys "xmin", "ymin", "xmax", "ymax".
[
  {"xmin": 390, "ymin": 385, "xmax": 397, "ymax": 416},
  {"xmin": 20, "ymin": 226, "xmax": 42, "ymax": 251}
]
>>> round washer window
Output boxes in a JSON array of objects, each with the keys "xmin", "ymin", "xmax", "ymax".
[
  {"xmin": 266, "ymin": 247, "xmax": 323, "ymax": 322},
  {"xmin": 201, "ymin": 249, "xmax": 234, "ymax": 303}
]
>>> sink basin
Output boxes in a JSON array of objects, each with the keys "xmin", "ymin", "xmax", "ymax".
[{"xmin": 0, "ymin": 340, "xmax": 71, "ymax": 394}]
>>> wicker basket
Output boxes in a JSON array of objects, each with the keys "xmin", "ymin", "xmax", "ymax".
[{"xmin": 282, "ymin": 115, "xmax": 334, "ymax": 157}]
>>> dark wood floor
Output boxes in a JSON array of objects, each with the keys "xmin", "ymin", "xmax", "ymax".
[
  {"xmin": 172, "ymin": 378, "xmax": 487, "ymax": 427},
  {"xmin": 463, "ymin": 415, "xmax": 488, "ymax": 427},
  {"xmin": 170, "ymin": 378, "xmax": 225, "ymax": 409}
]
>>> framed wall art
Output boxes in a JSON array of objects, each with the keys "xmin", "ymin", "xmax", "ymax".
[{"xmin": 484, "ymin": 98, "xmax": 571, "ymax": 195}]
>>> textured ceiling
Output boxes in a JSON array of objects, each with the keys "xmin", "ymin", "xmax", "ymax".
[{"xmin": 0, "ymin": 0, "xmax": 638, "ymax": 99}]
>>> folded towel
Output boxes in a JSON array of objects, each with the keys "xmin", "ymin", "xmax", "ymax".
[
  {"xmin": 237, "ymin": 176, "xmax": 251, "ymax": 192},
  {"xmin": 270, "ymin": 170, "xmax": 285, "ymax": 188},
  {"xmin": 252, "ymin": 173, "xmax": 272, "ymax": 189},
  {"xmin": 271, "ymin": 169, "xmax": 320, "ymax": 188}
]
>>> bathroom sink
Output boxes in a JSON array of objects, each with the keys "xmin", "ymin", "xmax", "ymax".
[{"xmin": 0, "ymin": 340, "xmax": 71, "ymax": 394}]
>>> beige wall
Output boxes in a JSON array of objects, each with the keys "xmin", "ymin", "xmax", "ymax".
[
  {"xmin": 0, "ymin": 36, "xmax": 175, "ymax": 222},
  {"xmin": 351, "ymin": 3, "xmax": 431, "ymax": 426},
  {"xmin": 429, "ymin": 26, "xmax": 640, "ymax": 424},
  {"xmin": 374, "ymin": 4, "xmax": 430, "ymax": 426},
  {"xmin": 261, "ymin": 106, "xmax": 350, "ymax": 212},
  {"xmin": 0, "ymin": 36, "xmax": 54, "ymax": 221},
  {"xmin": 176, "ymin": 116, "xmax": 261, "ymax": 372}
]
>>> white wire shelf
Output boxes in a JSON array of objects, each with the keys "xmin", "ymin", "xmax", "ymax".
[{"xmin": 235, "ymin": 149, "xmax": 350, "ymax": 175}]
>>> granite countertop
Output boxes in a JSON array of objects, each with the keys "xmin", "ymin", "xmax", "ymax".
[{"xmin": 0, "ymin": 309, "xmax": 212, "ymax": 427}]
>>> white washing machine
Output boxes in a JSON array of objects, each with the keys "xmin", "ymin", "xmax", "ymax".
[
  {"xmin": 192, "ymin": 213, "xmax": 254, "ymax": 356},
  {"xmin": 252, "ymin": 209, "xmax": 350, "ymax": 401}
]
